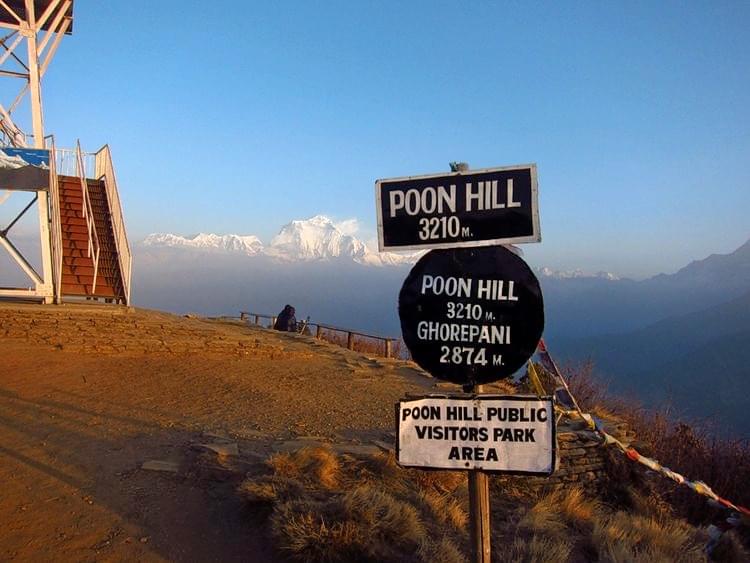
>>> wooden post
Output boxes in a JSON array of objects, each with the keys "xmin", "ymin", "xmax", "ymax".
[
  {"xmin": 385, "ymin": 339, "xmax": 392, "ymax": 359},
  {"xmin": 316, "ymin": 324, "xmax": 322, "ymax": 339},
  {"xmin": 466, "ymin": 383, "xmax": 491, "ymax": 562},
  {"xmin": 347, "ymin": 332, "xmax": 354, "ymax": 350},
  {"xmin": 254, "ymin": 314, "xmax": 259, "ymax": 325},
  {"xmin": 453, "ymin": 162, "xmax": 491, "ymax": 562}
]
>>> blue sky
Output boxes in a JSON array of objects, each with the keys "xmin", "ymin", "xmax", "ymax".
[{"xmin": 8, "ymin": 1, "xmax": 749, "ymax": 277}]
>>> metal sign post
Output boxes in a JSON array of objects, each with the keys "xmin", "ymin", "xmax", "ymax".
[
  {"xmin": 395, "ymin": 393, "xmax": 556, "ymax": 561},
  {"xmin": 384, "ymin": 161, "xmax": 548, "ymax": 563}
]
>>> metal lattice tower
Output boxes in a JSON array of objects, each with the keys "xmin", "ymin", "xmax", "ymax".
[{"xmin": 0, "ymin": 1, "xmax": 73, "ymax": 302}]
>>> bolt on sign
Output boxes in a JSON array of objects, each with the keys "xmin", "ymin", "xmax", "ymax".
[
  {"xmin": 399, "ymin": 246, "xmax": 544, "ymax": 386},
  {"xmin": 375, "ymin": 164, "xmax": 540, "ymax": 251},
  {"xmin": 397, "ymin": 395, "xmax": 556, "ymax": 473}
]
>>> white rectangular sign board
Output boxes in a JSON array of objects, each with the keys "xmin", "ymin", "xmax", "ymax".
[{"xmin": 396, "ymin": 395, "xmax": 556, "ymax": 474}]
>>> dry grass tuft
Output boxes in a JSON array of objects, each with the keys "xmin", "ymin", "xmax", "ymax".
[
  {"xmin": 621, "ymin": 485, "xmax": 673, "ymax": 521},
  {"xmin": 510, "ymin": 487, "xmax": 712, "ymax": 562},
  {"xmin": 240, "ymin": 444, "xmax": 723, "ymax": 561},
  {"xmin": 592, "ymin": 511, "xmax": 705, "ymax": 562},
  {"xmin": 243, "ymin": 446, "xmax": 468, "ymax": 561},
  {"xmin": 416, "ymin": 536, "xmax": 467, "ymax": 563},
  {"xmin": 358, "ymin": 452, "xmax": 411, "ymax": 492},
  {"xmin": 488, "ymin": 378, "xmax": 517, "ymax": 395},
  {"xmin": 239, "ymin": 476, "xmax": 306, "ymax": 505},
  {"xmin": 508, "ymin": 534, "xmax": 573, "ymax": 563},
  {"xmin": 268, "ymin": 446, "xmax": 341, "ymax": 489},
  {"xmin": 418, "ymin": 490, "xmax": 468, "ymax": 530},
  {"xmin": 342, "ymin": 485, "xmax": 426, "ymax": 546},
  {"xmin": 518, "ymin": 488, "xmax": 599, "ymax": 541},
  {"xmin": 268, "ymin": 486, "xmax": 427, "ymax": 561},
  {"xmin": 271, "ymin": 506, "xmax": 366, "ymax": 562},
  {"xmin": 408, "ymin": 467, "xmax": 466, "ymax": 495},
  {"xmin": 358, "ymin": 453, "xmax": 467, "ymax": 499}
]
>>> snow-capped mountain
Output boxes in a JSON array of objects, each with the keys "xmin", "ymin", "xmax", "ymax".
[
  {"xmin": 0, "ymin": 151, "xmax": 31, "ymax": 170},
  {"xmin": 141, "ymin": 219, "xmax": 628, "ymax": 274},
  {"xmin": 143, "ymin": 233, "xmax": 264, "ymax": 255},
  {"xmin": 142, "ymin": 216, "xmax": 418, "ymax": 266},
  {"xmin": 266, "ymin": 215, "xmax": 368, "ymax": 261},
  {"xmin": 537, "ymin": 267, "xmax": 620, "ymax": 281},
  {"xmin": 0, "ymin": 149, "xmax": 49, "ymax": 170}
]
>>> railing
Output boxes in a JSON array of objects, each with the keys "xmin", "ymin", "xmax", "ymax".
[
  {"xmin": 75, "ymin": 140, "xmax": 100, "ymax": 294},
  {"xmin": 239, "ymin": 311, "xmax": 399, "ymax": 358},
  {"xmin": 56, "ymin": 147, "xmax": 95, "ymax": 178},
  {"xmin": 45, "ymin": 135, "xmax": 63, "ymax": 303},
  {"xmin": 94, "ymin": 144, "xmax": 131, "ymax": 305}
]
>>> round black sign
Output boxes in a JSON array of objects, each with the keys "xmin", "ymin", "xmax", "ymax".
[{"xmin": 399, "ymin": 246, "xmax": 544, "ymax": 385}]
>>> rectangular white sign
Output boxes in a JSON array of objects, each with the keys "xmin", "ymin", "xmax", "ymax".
[{"xmin": 396, "ymin": 395, "xmax": 556, "ymax": 474}]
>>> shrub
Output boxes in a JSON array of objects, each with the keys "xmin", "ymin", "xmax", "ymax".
[{"xmin": 561, "ymin": 362, "xmax": 750, "ymax": 527}]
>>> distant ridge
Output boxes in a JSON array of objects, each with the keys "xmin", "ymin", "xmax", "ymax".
[
  {"xmin": 649, "ymin": 237, "xmax": 750, "ymax": 293},
  {"xmin": 537, "ymin": 267, "xmax": 619, "ymax": 281},
  {"xmin": 566, "ymin": 289, "xmax": 750, "ymax": 436},
  {"xmin": 143, "ymin": 233, "xmax": 264, "ymax": 255}
]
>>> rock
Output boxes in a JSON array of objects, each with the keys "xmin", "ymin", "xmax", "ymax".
[
  {"xmin": 332, "ymin": 443, "xmax": 380, "ymax": 457},
  {"xmin": 294, "ymin": 435, "xmax": 329, "ymax": 441},
  {"xmin": 372, "ymin": 440, "xmax": 394, "ymax": 453},
  {"xmin": 141, "ymin": 460, "xmax": 180, "ymax": 473},
  {"xmin": 202, "ymin": 430, "xmax": 233, "ymax": 442},
  {"xmin": 234, "ymin": 429, "xmax": 271, "ymax": 440},
  {"xmin": 272, "ymin": 439, "xmax": 324, "ymax": 452},
  {"xmin": 193, "ymin": 443, "xmax": 239, "ymax": 456}
]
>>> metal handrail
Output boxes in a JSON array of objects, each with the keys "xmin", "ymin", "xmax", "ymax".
[
  {"xmin": 75, "ymin": 140, "xmax": 100, "ymax": 294},
  {"xmin": 239, "ymin": 311, "xmax": 398, "ymax": 358},
  {"xmin": 45, "ymin": 135, "xmax": 63, "ymax": 303},
  {"xmin": 56, "ymin": 147, "xmax": 95, "ymax": 178},
  {"xmin": 94, "ymin": 144, "xmax": 131, "ymax": 305}
]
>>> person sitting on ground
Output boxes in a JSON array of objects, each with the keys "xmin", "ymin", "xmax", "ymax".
[{"xmin": 273, "ymin": 304, "xmax": 297, "ymax": 332}]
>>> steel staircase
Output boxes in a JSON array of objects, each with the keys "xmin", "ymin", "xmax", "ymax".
[
  {"xmin": 50, "ymin": 142, "xmax": 131, "ymax": 305},
  {"xmin": 58, "ymin": 176, "xmax": 125, "ymax": 302}
]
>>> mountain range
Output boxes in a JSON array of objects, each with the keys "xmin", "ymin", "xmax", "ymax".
[
  {"xmin": 540, "ymin": 239, "xmax": 750, "ymax": 341},
  {"xmin": 135, "ymin": 219, "xmax": 749, "ymax": 436},
  {"xmin": 551, "ymin": 239, "xmax": 750, "ymax": 436},
  {"xmin": 559, "ymin": 290, "xmax": 750, "ymax": 435},
  {"xmin": 142, "ymin": 215, "xmax": 626, "ymax": 276},
  {"xmin": 142, "ymin": 215, "xmax": 419, "ymax": 266}
]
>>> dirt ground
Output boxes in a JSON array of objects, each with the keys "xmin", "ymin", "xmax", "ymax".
[{"xmin": 0, "ymin": 303, "xmax": 442, "ymax": 562}]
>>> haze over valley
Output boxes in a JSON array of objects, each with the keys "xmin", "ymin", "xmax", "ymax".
[{"xmin": 127, "ymin": 215, "xmax": 750, "ymax": 436}]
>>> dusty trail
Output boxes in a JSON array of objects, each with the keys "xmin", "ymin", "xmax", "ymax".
[{"xmin": 0, "ymin": 303, "xmax": 437, "ymax": 562}]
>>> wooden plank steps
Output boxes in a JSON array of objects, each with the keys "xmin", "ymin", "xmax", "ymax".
[{"xmin": 56, "ymin": 174, "xmax": 127, "ymax": 303}]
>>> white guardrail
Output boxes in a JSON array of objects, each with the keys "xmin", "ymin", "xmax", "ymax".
[
  {"xmin": 45, "ymin": 136, "xmax": 63, "ymax": 303},
  {"xmin": 94, "ymin": 145, "xmax": 131, "ymax": 305}
]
